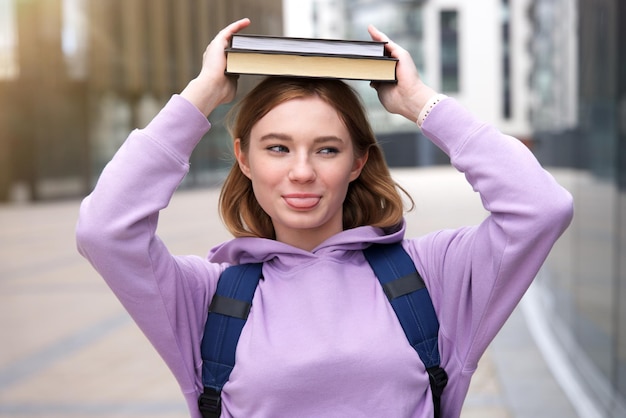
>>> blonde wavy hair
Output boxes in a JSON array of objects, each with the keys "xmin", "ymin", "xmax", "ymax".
[{"xmin": 219, "ymin": 77, "xmax": 413, "ymax": 239}]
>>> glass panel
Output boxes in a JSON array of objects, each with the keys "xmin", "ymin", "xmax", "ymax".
[
  {"xmin": 618, "ymin": 188, "xmax": 626, "ymax": 400},
  {"xmin": 62, "ymin": 0, "xmax": 88, "ymax": 79},
  {"xmin": 573, "ymin": 173, "xmax": 617, "ymax": 381},
  {"xmin": 440, "ymin": 10, "xmax": 459, "ymax": 93},
  {"xmin": 0, "ymin": 0, "xmax": 18, "ymax": 79}
]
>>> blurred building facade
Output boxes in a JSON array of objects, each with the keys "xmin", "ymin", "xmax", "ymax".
[
  {"xmin": 529, "ymin": 0, "xmax": 626, "ymax": 416},
  {"xmin": 0, "ymin": 0, "xmax": 282, "ymax": 202},
  {"xmin": 343, "ymin": 0, "xmax": 534, "ymax": 166}
]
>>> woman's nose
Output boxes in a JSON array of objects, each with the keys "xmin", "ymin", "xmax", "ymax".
[{"xmin": 288, "ymin": 155, "xmax": 316, "ymax": 183}]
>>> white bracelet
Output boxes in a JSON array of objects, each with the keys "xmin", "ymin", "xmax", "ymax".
[{"xmin": 417, "ymin": 94, "xmax": 448, "ymax": 127}]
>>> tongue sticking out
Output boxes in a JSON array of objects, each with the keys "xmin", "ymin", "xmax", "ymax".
[{"xmin": 283, "ymin": 196, "xmax": 320, "ymax": 209}]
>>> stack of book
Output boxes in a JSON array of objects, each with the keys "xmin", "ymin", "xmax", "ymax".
[{"xmin": 225, "ymin": 34, "xmax": 398, "ymax": 82}]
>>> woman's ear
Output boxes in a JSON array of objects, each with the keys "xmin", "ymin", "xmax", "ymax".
[
  {"xmin": 349, "ymin": 150, "xmax": 369, "ymax": 182},
  {"xmin": 234, "ymin": 138, "xmax": 252, "ymax": 179}
]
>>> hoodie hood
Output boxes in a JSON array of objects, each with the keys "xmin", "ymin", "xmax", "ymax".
[{"xmin": 207, "ymin": 219, "xmax": 407, "ymax": 266}]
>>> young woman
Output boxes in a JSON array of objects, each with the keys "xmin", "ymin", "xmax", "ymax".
[{"xmin": 76, "ymin": 18, "xmax": 573, "ymax": 417}]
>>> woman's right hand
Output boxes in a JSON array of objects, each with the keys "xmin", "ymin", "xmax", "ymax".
[{"xmin": 181, "ymin": 18, "xmax": 251, "ymax": 117}]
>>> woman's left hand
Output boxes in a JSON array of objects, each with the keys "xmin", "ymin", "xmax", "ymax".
[{"xmin": 368, "ymin": 25, "xmax": 438, "ymax": 123}]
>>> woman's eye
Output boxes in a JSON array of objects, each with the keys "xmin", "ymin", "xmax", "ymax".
[
  {"xmin": 267, "ymin": 145, "xmax": 288, "ymax": 153},
  {"xmin": 318, "ymin": 147, "xmax": 339, "ymax": 155}
]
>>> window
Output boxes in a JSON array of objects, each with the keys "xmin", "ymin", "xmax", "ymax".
[
  {"xmin": 62, "ymin": 0, "xmax": 88, "ymax": 79},
  {"xmin": 501, "ymin": 0, "xmax": 512, "ymax": 119},
  {"xmin": 440, "ymin": 10, "xmax": 459, "ymax": 93},
  {"xmin": 0, "ymin": 0, "xmax": 18, "ymax": 79}
]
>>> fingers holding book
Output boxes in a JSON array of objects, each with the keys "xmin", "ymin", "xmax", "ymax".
[
  {"xmin": 367, "ymin": 25, "xmax": 438, "ymax": 124},
  {"xmin": 181, "ymin": 18, "xmax": 251, "ymax": 116}
]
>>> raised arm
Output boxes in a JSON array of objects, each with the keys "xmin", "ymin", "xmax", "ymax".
[
  {"xmin": 368, "ymin": 25, "xmax": 573, "ymax": 416},
  {"xmin": 76, "ymin": 19, "xmax": 251, "ymax": 417}
]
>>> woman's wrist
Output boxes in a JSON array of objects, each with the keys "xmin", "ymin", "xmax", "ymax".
[
  {"xmin": 180, "ymin": 77, "xmax": 223, "ymax": 117},
  {"xmin": 417, "ymin": 93, "xmax": 448, "ymax": 128},
  {"xmin": 405, "ymin": 83, "xmax": 438, "ymax": 123}
]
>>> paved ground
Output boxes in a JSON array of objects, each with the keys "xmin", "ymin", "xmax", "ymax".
[{"xmin": 0, "ymin": 167, "xmax": 579, "ymax": 417}]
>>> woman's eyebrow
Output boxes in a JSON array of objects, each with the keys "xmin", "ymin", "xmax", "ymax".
[
  {"xmin": 313, "ymin": 136, "xmax": 344, "ymax": 144},
  {"xmin": 259, "ymin": 133, "xmax": 291, "ymax": 142},
  {"xmin": 258, "ymin": 133, "xmax": 346, "ymax": 144}
]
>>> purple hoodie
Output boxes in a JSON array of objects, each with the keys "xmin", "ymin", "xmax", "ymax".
[{"xmin": 76, "ymin": 94, "xmax": 573, "ymax": 417}]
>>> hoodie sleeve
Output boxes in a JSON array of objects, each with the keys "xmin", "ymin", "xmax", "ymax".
[
  {"xmin": 75, "ymin": 95, "xmax": 222, "ymax": 413},
  {"xmin": 406, "ymin": 98, "xmax": 573, "ymax": 372}
]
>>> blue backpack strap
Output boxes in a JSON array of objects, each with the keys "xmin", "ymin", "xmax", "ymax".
[
  {"xmin": 198, "ymin": 263, "xmax": 263, "ymax": 418},
  {"xmin": 363, "ymin": 242, "xmax": 448, "ymax": 418}
]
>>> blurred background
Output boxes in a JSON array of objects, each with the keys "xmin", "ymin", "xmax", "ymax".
[{"xmin": 0, "ymin": 0, "xmax": 624, "ymax": 416}]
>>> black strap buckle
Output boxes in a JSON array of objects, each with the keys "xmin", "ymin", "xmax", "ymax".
[
  {"xmin": 427, "ymin": 366, "xmax": 449, "ymax": 397},
  {"xmin": 198, "ymin": 388, "xmax": 222, "ymax": 418}
]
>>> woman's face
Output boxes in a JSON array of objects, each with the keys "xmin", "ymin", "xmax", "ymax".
[{"xmin": 235, "ymin": 95, "xmax": 367, "ymax": 251}]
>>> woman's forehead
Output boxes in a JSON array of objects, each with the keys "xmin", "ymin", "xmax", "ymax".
[{"xmin": 252, "ymin": 96, "xmax": 349, "ymax": 135}]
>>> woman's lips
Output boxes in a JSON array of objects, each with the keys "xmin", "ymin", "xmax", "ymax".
[{"xmin": 283, "ymin": 194, "xmax": 321, "ymax": 210}]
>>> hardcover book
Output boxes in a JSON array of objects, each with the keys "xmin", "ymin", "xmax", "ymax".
[
  {"xmin": 230, "ymin": 34, "xmax": 388, "ymax": 57},
  {"xmin": 225, "ymin": 35, "xmax": 397, "ymax": 82},
  {"xmin": 225, "ymin": 50, "xmax": 397, "ymax": 82}
]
